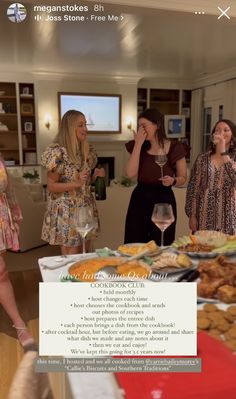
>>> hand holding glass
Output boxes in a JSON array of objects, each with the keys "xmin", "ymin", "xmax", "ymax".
[
  {"xmin": 155, "ymin": 154, "xmax": 167, "ymax": 179},
  {"xmin": 151, "ymin": 203, "xmax": 175, "ymax": 247},
  {"xmin": 75, "ymin": 206, "xmax": 95, "ymax": 254}
]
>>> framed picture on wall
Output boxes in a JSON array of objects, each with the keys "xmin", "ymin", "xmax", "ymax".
[
  {"xmin": 22, "ymin": 87, "xmax": 30, "ymax": 95},
  {"xmin": 21, "ymin": 103, "xmax": 33, "ymax": 115},
  {"xmin": 24, "ymin": 122, "xmax": 33, "ymax": 132}
]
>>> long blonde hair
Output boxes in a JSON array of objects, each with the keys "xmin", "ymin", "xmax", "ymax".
[{"xmin": 54, "ymin": 110, "xmax": 89, "ymax": 164}]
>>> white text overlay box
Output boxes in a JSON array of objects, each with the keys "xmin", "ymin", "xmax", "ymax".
[{"xmin": 39, "ymin": 282, "xmax": 197, "ymax": 356}]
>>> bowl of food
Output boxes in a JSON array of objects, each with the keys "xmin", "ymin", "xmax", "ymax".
[
  {"xmin": 172, "ymin": 233, "xmax": 236, "ymax": 257},
  {"xmin": 194, "ymin": 231, "xmax": 228, "ymax": 247}
]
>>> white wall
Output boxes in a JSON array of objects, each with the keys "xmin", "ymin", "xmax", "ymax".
[
  {"xmin": 36, "ymin": 76, "xmax": 138, "ymax": 157},
  {"xmin": 203, "ymin": 80, "xmax": 236, "ymax": 124},
  {"xmin": 0, "ymin": 71, "xmax": 138, "ymax": 174}
]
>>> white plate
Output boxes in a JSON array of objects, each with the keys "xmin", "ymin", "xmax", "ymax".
[
  {"xmin": 197, "ymin": 296, "xmax": 220, "ymax": 304},
  {"xmin": 173, "ymin": 248, "xmax": 236, "ymax": 258},
  {"xmin": 198, "ymin": 303, "xmax": 236, "ymax": 309},
  {"xmin": 151, "ymin": 264, "xmax": 196, "ymax": 276}
]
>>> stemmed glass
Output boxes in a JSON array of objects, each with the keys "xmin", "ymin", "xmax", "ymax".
[
  {"xmin": 75, "ymin": 206, "xmax": 95, "ymax": 254},
  {"xmin": 155, "ymin": 154, "xmax": 167, "ymax": 179},
  {"xmin": 151, "ymin": 203, "xmax": 175, "ymax": 247}
]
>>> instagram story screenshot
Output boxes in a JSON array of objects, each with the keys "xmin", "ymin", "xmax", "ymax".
[{"xmin": 0, "ymin": 0, "xmax": 236, "ymax": 398}]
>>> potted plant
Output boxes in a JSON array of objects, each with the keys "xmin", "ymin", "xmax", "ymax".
[
  {"xmin": 22, "ymin": 169, "xmax": 39, "ymax": 184},
  {"xmin": 110, "ymin": 176, "xmax": 136, "ymax": 187}
]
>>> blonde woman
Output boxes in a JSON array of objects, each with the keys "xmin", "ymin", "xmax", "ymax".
[{"xmin": 41, "ymin": 110, "xmax": 104, "ymax": 254}]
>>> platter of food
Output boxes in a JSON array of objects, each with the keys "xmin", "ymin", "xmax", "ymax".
[
  {"xmin": 68, "ymin": 256, "xmax": 151, "ymax": 282},
  {"xmin": 197, "ymin": 303, "xmax": 236, "ymax": 352},
  {"xmin": 197, "ymin": 256, "xmax": 236, "ymax": 304},
  {"xmin": 172, "ymin": 231, "xmax": 236, "ymax": 258},
  {"xmin": 117, "ymin": 240, "xmax": 159, "ymax": 257},
  {"xmin": 150, "ymin": 251, "xmax": 195, "ymax": 274}
]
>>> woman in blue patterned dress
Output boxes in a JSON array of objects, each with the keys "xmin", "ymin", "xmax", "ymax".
[{"xmin": 41, "ymin": 110, "xmax": 104, "ymax": 255}]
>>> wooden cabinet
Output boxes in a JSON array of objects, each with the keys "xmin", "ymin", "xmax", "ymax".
[
  {"xmin": 137, "ymin": 88, "xmax": 148, "ymax": 114},
  {"xmin": 137, "ymin": 88, "xmax": 192, "ymax": 160},
  {"xmin": 149, "ymin": 89, "xmax": 179, "ymax": 115},
  {"xmin": 0, "ymin": 82, "xmax": 19, "ymax": 164},
  {"xmin": 0, "ymin": 81, "xmax": 37, "ymax": 166},
  {"xmin": 19, "ymin": 83, "xmax": 37, "ymax": 165}
]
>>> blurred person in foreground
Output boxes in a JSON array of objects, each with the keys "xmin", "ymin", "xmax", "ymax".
[{"xmin": 0, "ymin": 154, "xmax": 35, "ymax": 349}]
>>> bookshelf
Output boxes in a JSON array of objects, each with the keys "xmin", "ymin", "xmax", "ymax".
[{"xmin": 0, "ymin": 82, "xmax": 38, "ymax": 165}]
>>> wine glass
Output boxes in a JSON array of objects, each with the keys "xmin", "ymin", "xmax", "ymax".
[
  {"xmin": 151, "ymin": 203, "xmax": 175, "ymax": 247},
  {"xmin": 75, "ymin": 206, "xmax": 95, "ymax": 254},
  {"xmin": 155, "ymin": 154, "xmax": 167, "ymax": 179}
]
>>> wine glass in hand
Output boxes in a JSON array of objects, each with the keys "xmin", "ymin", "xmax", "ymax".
[
  {"xmin": 151, "ymin": 203, "xmax": 175, "ymax": 247},
  {"xmin": 155, "ymin": 154, "xmax": 167, "ymax": 179},
  {"xmin": 75, "ymin": 206, "xmax": 95, "ymax": 254}
]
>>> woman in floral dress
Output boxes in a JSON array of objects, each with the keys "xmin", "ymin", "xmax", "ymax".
[
  {"xmin": 41, "ymin": 110, "xmax": 104, "ymax": 254},
  {"xmin": 185, "ymin": 119, "xmax": 236, "ymax": 235},
  {"xmin": 0, "ymin": 155, "xmax": 35, "ymax": 349}
]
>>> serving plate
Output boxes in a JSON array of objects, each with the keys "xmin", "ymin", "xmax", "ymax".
[
  {"xmin": 151, "ymin": 264, "xmax": 196, "ymax": 275},
  {"xmin": 172, "ymin": 233, "xmax": 236, "ymax": 258},
  {"xmin": 196, "ymin": 255, "xmax": 236, "ymax": 304},
  {"xmin": 172, "ymin": 247, "xmax": 236, "ymax": 259},
  {"xmin": 197, "ymin": 303, "xmax": 236, "ymax": 353},
  {"xmin": 150, "ymin": 250, "xmax": 196, "ymax": 276},
  {"xmin": 117, "ymin": 243, "xmax": 145, "ymax": 256},
  {"xmin": 117, "ymin": 242, "xmax": 160, "ymax": 257},
  {"xmin": 197, "ymin": 295, "xmax": 220, "ymax": 304},
  {"xmin": 67, "ymin": 256, "xmax": 152, "ymax": 282}
]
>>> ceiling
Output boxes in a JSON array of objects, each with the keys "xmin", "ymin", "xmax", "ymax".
[{"xmin": 0, "ymin": 0, "xmax": 236, "ymax": 82}]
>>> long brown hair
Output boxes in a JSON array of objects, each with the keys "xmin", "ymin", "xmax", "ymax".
[
  {"xmin": 208, "ymin": 119, "xmax": 236, "ymax": 154},
  {"xmin": 54, "ymin": 110, "xmax": 88, "ymax": 164}
]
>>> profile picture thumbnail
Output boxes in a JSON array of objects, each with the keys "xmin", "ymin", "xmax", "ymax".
[{"xmin": 7, "ymin": 3, "xmax": 27, "ymax": 23}]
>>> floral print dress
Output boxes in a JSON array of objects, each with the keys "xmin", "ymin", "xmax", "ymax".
[
  {"xmin": 185, "ymin": 151, "xmax": 236, "ymax": 235},
  {"xmin": 41, "ymin": 143, "xmax": 100, "ymax": 246},
  {"xmin": 0, "ymin": 159, "xmax": 22, "ymax": 253}
]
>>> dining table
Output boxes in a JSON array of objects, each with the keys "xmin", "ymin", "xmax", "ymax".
[
  {"xmin": 38, "ymin": 251, "xmax": 236, "ymax": 399},
  {"xmin": 38, "ymin": 250, "xmax": 189, "ymax": 399}
]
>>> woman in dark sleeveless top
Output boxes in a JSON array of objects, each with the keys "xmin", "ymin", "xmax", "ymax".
[{"xmin": 124, "ymin": 108, "xmax": 187, "ymax": 246}]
